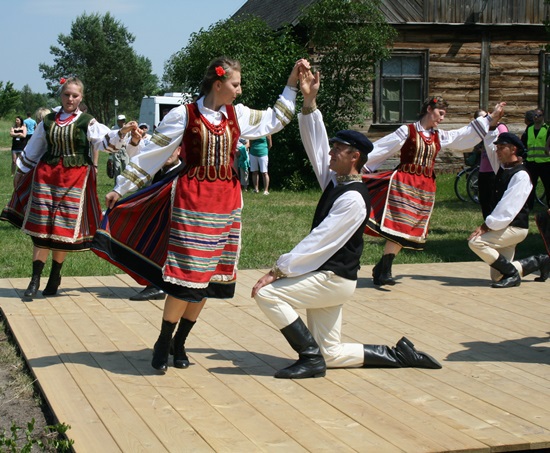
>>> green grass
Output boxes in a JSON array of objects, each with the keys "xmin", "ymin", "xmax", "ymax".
[
  {"xmin": 1, "ymin": 118, "xmax": 14, "ymax": 149},
  {"xmin": 0, "ymin": 149, "xmax": 547, "ymax": 278}
]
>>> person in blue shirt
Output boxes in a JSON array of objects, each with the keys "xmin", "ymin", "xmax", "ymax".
[{"xmin": 23, "ymin": 112, "xmax": 37, "ymax": 145}]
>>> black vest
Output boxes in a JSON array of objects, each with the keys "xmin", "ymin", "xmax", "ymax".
[
  {"xmin": 491, "ymin": 164, "xmax": 529, "ymax": 229},
  {"xmin": 312, "ymin": 181, "xmax": 370, "ymax": 280}
]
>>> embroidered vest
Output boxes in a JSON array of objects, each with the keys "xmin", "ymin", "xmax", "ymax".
[
  {"xmin": 183, "ymin": 103, "xmax": 241, "ymax": 181},
  {"xmin": 312, "ymin": 182, "xmax": 371, "ymax": 280},
  {"xmin": 42, "ymin": 112, "xmax": 94, "ymax": 167},
  {"xmin": 526, "ymin": 125, "xmax": 550, "ymax": 162},
  {"xmin": 491, "ymin": 164, "xmax": 529, "ymax": 229},
  {"xmin": 399, "ymin": 123, "xmax": 441, "ymax": 178}
]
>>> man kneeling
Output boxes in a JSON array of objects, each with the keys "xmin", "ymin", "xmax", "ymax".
[{"xmin": 251, "ymin": 66, "xmax": 442, "ymax": 379}]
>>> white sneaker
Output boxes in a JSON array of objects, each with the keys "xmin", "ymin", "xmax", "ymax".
[{"xmin": 263, "ymin": 191, "xmax": 269, "ymax": 195}]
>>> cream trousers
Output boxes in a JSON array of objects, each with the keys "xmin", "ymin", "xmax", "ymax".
[
  {"xmin": 468, "ymin": 226, "xmax": 528, "ymax": 281},
  {"xmin": 254, "ymin": 271, "xmax": 364, "ymax": 368}
]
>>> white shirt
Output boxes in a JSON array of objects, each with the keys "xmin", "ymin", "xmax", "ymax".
[
  {"xmin": 115, "ymin": 87, "xmax": 297, "ymax": 196},
  {"xmin": 17, "ymin": 110, "xmax": 124, "ymax": 173},
  {"xmin": 364, "ymin": 116, "xmax": 492, "ymax": 172},
  {"xmin": 275, "ymin": 109, "xmax": 367, "ymax": 278},
  {"xmin": 482, "ymin": 131, "xmax": 532, "ymax": 230}
]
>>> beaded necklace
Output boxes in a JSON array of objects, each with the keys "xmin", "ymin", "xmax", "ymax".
[{"xmin": 55, "ymin": 111, "xmax": 77, "ymax": 127}]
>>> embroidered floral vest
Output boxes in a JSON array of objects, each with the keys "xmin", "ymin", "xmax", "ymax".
[
  {"xmin": 399, "ymin": 123, "xmax": 441, "ymax": 178},
  {"xmin": 42, "ymin": 112, "xmax": 94, "ymax": 167},
  {"xmin": 183, "ymin": 103, "xmax": 241, "ymax": 181}
]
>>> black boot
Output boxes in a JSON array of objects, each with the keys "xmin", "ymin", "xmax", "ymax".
[
  {"xmin": 490, "ymin": 254, "xmax": 520, "ymax": 288},
  {"xmin": 535, "ymin": 254, "xmax": 550, "ymax": 282},
  {"xmin": 23, "ymin": 261, "xmax": 45, "ymax": 299},
  {"xmin": 275, "ymin": 318, "xmax": 326, "ymax": 379},
  {"xmin": 373, "ymin": 254, "xmax": 396, "ymax": 286},
  {"xmin": 42, "ymin": 260, "xmax": 63, "ymax": 296},
  {"xmin": 151, "ymin": 320, "xmax": 177, "ymax": 374},
  {"xmin": 170, "ymin": 318, "xmax": 196, "ymax": 368},
  {"xmin": 363, "ymin": 337, "xmax": 442, "ymax": 369}
]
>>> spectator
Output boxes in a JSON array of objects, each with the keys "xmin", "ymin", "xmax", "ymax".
[
  {"xmin": 249, "ymin": 135, "xmax": 272, "ymax": 194},
  {"xmin": 9, "ymin": 116, "xmax": 27, "ymax": 176},
  {"xmin": 23, "ymin": 112, "xmax": 37, "ymax": 146},
  {"xmin": 107, "ymin": 114, "xmax": 130, "ymax": 180},
  {"xmin": 236, "ymin": 138, "xmax": 250, "ymax": 191}
]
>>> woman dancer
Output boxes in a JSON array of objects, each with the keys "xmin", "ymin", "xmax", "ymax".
[
  {"xmin": 1, "ymin": 77, "xmax": 129, "ymax": 299},
  {"xmin": 92, "ymin": 57, "xmax": 305, "ymax": 373},
  {"xmin": 363, "ymin": 97, "xmax": 504, "ymax": 286}
]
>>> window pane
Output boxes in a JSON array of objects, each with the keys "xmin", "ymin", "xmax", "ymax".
[
  {"xmin": 402, "ymin": 57, "xmax": 421, "ymax": 76},
  {"xmin": 403, "ymin": 101, "xmax": 420, "ymax": 122},
  {"xmin": 403, "ymin": 79, "xmax": 422, "ymax": 101},
  {"xmin": 382, "ymin": 79, "xmax": 401, "ymax": 122},
  {"xmin": 382, "ymin": 58, "xmax": 402, "ymax": 76}
]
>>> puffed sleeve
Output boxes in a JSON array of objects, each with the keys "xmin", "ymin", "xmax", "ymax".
[{"xmin": 113, "ymin": 106, "xmax": 186, "ymax": 196}]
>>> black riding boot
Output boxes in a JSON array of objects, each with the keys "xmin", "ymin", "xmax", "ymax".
[
  {"xmin": 373, "ymin": 254, "xmax": 396, "ymax": 286},
  {"xmin": 42, "ymin": 260, "xmax": 64, "ymax": 296},
  {"xmin": 530, "ymin": 254, "xmax": 550, "ymax": 282},
  {"xmin": 24, "ymin": 260, "xmax": 45, "ymax": 299},
  {"xmin": 151, "ymin": 320, "xmax": 177, "ymax": 374},
  {"xmin": 170, "ymin": 318, "xmax": 196, "ymax": 369},
  {"xmin": 490, "ymin": 254, "xmax": 520, "ymax": 288},
  {"xmin": 363, "ymin": 337, "xmax": 442, "ymax": 369},
  {"xmin": 275, "ymin": 317, "xmax": 326, "ymax": 379}
]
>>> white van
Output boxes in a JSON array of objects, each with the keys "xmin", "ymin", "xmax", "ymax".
[{"xmin": 138, "ymin": 92, "xmax": 194, "ymax": 130}]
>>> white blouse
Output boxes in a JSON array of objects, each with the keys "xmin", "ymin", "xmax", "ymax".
[
  {"xmin": 114, "ymin": 87, "xmax": 297, "ymax": 197},
  {"xmin": 17, "ymin": 110, "xmax": 124, "ymax": 173}
]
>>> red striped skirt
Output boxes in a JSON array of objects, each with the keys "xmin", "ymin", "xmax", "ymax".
[
  {"xmin": 362, "ymin": 170, "xmax": 436, "ymax": 250},
  {"xmin": 92, "ymin": 171, "xmax": 242, "ymax": 302},
  {"xmin": 1, "ymin": 161, "xmax": 100, "ymax": 251}
]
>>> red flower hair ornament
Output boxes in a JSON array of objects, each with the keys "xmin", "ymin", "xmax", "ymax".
[
  {"xmin": 215, "ymin": 66, "xmax": 226, "ymax": 78},
  {"xmin": 60, "ymin": 77, "xmax": 67, "ymax": 85}
]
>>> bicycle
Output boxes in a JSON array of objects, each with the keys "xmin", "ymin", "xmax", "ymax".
[{"xmin": 454, "ymin": 152, "xmax": 479, "ymax": 203}]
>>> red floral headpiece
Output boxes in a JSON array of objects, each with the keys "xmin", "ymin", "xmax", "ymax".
[
  {"xmin": 60, "ymin": 77, "xmax": 67, "ymax": 85},
  {"xmin": 215, "ymin": 66, "xmax": 226, "ymax": 78}
]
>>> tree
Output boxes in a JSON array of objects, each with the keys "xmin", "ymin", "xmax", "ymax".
[
  {"xmin": 0, "ymin": 81, "xmax": 20, "ymax": 118},
  {"xmin": 39, "ymin": 12, "xmax": 158, "ymax": 125},
  {"xmin": 18, "ymin": 85, "xmax": 54, "ymax": 116},
  {"xmin": 300, "ymin": 0, "xmax": 396, "ymax": 133}
]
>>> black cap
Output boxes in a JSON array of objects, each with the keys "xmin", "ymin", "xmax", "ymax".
[
  {"xmin": 494, "ymin": 132, "xmax": 525, "ymax": 154},
  {"xmin": 329, "ymin": 130, "xmax": 374, "ymax": 156}
]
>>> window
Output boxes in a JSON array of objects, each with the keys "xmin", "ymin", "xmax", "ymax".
[{"xmin": 376, "ymin": 52, "xmax": 428, "ymax": 124}]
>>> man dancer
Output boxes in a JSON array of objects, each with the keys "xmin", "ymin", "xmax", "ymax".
[{"xmin": 252, "ymin": 67, "xmax": 441, "ymax": 379}]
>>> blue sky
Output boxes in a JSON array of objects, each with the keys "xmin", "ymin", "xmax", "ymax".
[{"xmin": 0, "ymin": 0, "xmax": 247, "ymax": 93}]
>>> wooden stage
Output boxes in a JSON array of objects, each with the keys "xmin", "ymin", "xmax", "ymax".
[{"xmin": 1, "ymin": 262, "xmax": 549, "ymax": 452}]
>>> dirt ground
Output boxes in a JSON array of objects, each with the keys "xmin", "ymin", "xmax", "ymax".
[{"xmin": 0, "ymin": 317, "xmax": 52, "ymax": 447}]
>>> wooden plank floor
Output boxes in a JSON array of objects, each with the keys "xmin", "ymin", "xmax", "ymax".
[{"xmin": 1, "ymin": 262, "xmax": 550, "ymax": 453}]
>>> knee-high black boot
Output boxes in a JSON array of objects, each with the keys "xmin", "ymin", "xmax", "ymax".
[
  {"xmin": 275, "ymin": 317, "xmax": 326, "ymax": 379},
  {"xmin": 363, "ymin": 337, "xmax": 442, "ymax": 369},
  {"xmin": 42, "ymin": 260, "xmax": 64, "ymax": 296},
  {"xmin": 151, "ymin": 320, "xmax": 177, "ymax": 373},
  {"xmin": 520, "ymin": 254, "xmax": 550, "ymax": 282},
  {"xmin": 170, "ymin": 318, "xmax": 196, "ymax": 368},
  {"xmin": 373, "ymin": 254, "xmax": 396, "ymax": 286},
  {"xmin": 24, "ymin": 260, "xmax": 45, "ymax": 299},
  {"xmin": 490, "ymin": 254, "xmax": 520, "ymax": 288}
]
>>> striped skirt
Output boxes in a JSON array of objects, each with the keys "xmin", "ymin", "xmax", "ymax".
[
  {"xmin": 1, "ymin": 161, "xmax": 100, "ymax": 251},
  {"xmin": 362, "ymin": 170, "xmax": 436, "ymax": 250},
  {"xmin": 92, "ymin": 171, "xmax": 242, "ymax": 302}
]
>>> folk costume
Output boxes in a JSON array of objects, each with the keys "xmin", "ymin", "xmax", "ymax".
[
  {"xmin": 92, "ymin": 88, "xmax": 296, "ymax": 302},
  {"xmin": 1, "ymin": 109, "xmax": 124, "ymax": 250},
  {"xmin": 363, "ymin": 117, "xmax": 493, "ymax": 250},
  {"xmin": 254, "ymin": 108, "xmax": 442, "ymax": 379},
  {"xmin": 468, "ymin": 132, "xmax": 550, "ymax": 288}
]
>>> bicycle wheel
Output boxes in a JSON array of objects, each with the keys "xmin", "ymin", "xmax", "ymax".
[
  {"xmin": 467, "ymin": 167, "xmax": 480, "ymax": 204},
  {"xmin": 454, "ymin": 169, "xmax": 469, "ymax": 202},
  {"xmin": 535, "ymin": 183, "xmax": 547, "ymax": 207}
]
